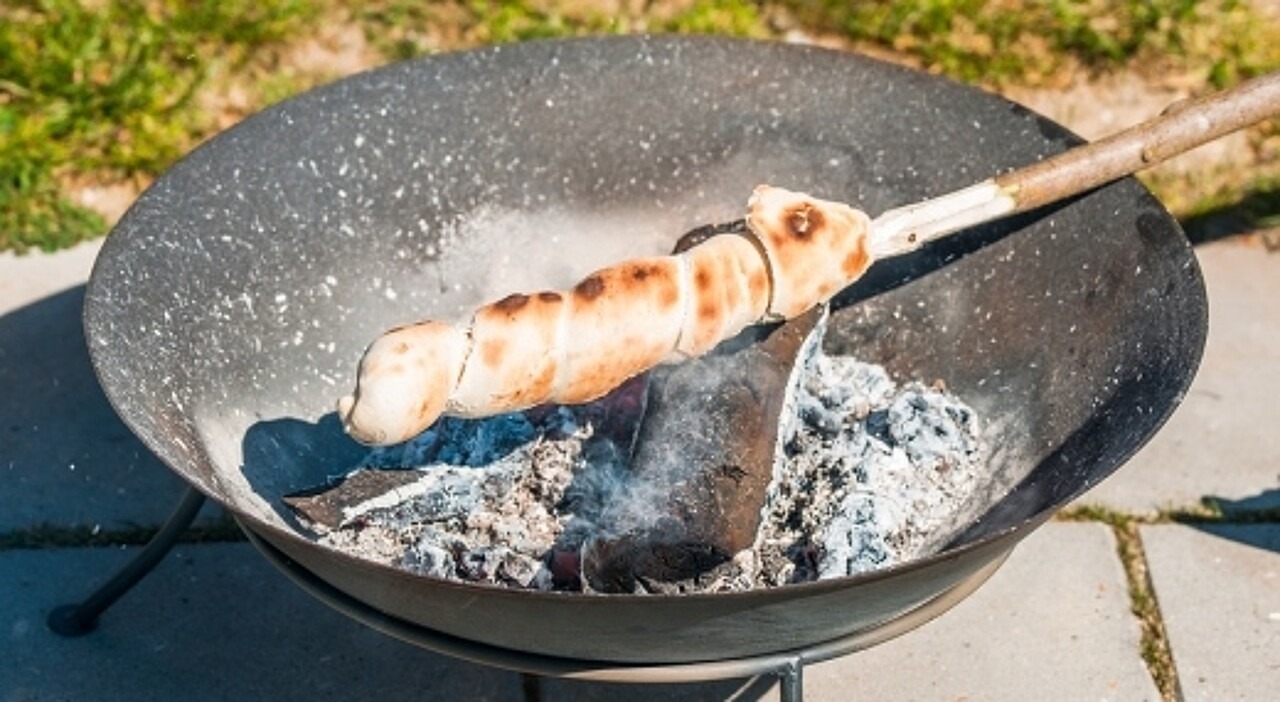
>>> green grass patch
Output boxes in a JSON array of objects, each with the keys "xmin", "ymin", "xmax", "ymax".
[
  {"xmin": 1177, "ymin": 174, "xmax": 1280, "ymax": 241},
  {"xmin": 0, "ymin": 0, "xmax": 321, "ymax": 253},
  {"xmin": 778, "ymin": 0, "xmax": 1280, "ymax": 86},
  {"xmin": 1059, "ymin": 497, "xmax": 1280, "ymax": 526},
  {"xmin": 353, "ymin": 0, "xmax": 769, "ymax": 62},
  {"xmin": 1111, "ymin": 520, "xmax": 1182, "ymax": 702},
  {"xmin": 1062, "ymin": 498, "xmax": 1280, "ymax": 699}
]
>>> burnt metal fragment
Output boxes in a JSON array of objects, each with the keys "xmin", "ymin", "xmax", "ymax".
[
  {"xmin": 283, "ymin": 468, "xmax": 424, "ymax": 530},
  {"xmin": 581, "ymin": 306, "xmax": 826, "ymax": 593}
]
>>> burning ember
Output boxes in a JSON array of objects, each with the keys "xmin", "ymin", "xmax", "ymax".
[{"xmin": 286, "ymin": 342, "xmax": 983, "ymax": 594}]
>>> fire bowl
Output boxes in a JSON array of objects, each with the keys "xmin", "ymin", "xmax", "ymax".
[{"xmin": 85, "ymin": 36, "xmax": 1206, "ymax": 664}]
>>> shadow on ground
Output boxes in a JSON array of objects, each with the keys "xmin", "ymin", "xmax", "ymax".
[
  {"xmin": 1185, "ymin": 489, "xmax": 1280, "ymax": 554},
  {"xmin": 0, "ymin": 285, "xmax": 217, "ymax": 532},
  {"xmin": 1180, "ymin": 182, "xmax": 1280, "ymax": 248}
]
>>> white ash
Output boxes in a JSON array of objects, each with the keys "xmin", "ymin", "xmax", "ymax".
[
  {"xmin": 310, "ymin": 408, "xmax": 606, "ymax": 589},
  {"xmin": 301, "ymin": 354, "xmax": 983, "ymax": 592},
  {"xmin": 755, "ymin": 356, "xmax": 982, "ymax": 585}
]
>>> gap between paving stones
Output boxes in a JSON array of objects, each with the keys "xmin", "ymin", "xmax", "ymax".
[
  {"xmin": 1058, "ymin": 501, "xmax": 1280, "ymax": 702},
  {"xmin": 0, "ymin": 518, "xmax": 246, "ymax": 551}
]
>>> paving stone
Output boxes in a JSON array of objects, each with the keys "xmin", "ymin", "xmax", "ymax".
[
  {"xmin": 1076, "ymin": 241, "xmax": 1280, "ymax": 515},
  {"xmin": 0, "ymin": 242, "xmax": 224, "ymax": 531},
  {"xmin": 1142, "ymin": 524, "xmax": 1280, "ymax": 701},
  {"xmin": 0, "ymin": 241, "xmax": 102, "ymax": 312},
  {"xmin": 0, "ymin": 543, "xmax": 764, "ymax": 701},
  {"xmin": 765, "ymin": 522, "xmax": 1161, "ymax": 701},
  {"xmin": 2, "ymin": 543, "xmax": 522, "ymax": 701},
  {"xmin": 1, "ymin": 524, "xmax": 1153, "ymax": 701}
]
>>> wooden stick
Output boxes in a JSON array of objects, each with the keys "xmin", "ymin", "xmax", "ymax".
[{"xmin": 869, "ymin": 71, "xmax": 1280, "ymax": 259}]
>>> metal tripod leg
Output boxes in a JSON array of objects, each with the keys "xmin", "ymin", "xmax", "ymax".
[
  {"xmin": 47, "ymin": 486, "xmax": 206, "ymax": 636},
  {"xmin": 777, "ymin": 658, "xmax": 804, "ymax": 702},
  {"xmin": 520, "ymin": 668, "xmax": 800, "ymax": 701},
  {"xmin": 521, "ymin": 673, "xmax": 542, "ymax": 701},
  {"xmin": 519, "ymin": 661, "xmax": 803, "ymax": 701}
]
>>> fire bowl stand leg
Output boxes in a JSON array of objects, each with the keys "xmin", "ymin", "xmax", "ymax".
[
  {"xmin": 46, "ymin": 486, "xmax": 207, "ymax": 636},
  {"xmin": 519, "ymin": 660, "xmax": 806, "ymax": 702},
  {"xmin": 778, "ymin": 658, "xmax": 803, "ymax": 702}
]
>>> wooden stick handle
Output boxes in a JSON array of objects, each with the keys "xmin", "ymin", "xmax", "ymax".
[
  {"xmin": 998, "ymin": 71, "xmax": 1280, "ymax": 211},
  {"xmin": 870, "ymin": 71, "xmax": 1280, "ymax": 258}
]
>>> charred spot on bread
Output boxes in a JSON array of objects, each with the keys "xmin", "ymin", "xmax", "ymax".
[
  {"xmin": 416, "ymin": 399, "xmax": 436, "ymax": 421},
  {"xmin": 784, "ymin": 203, "xmax": 822, "ymax": 241},
  {"xmin": 574, "ymin": 274, "xmax": 606, "ymax": 301},
  {"xmin": 537, "ymin": 291, "xmax": 563, "ymax": 303},
  {"xmin": 698, "ymin": 297, "xmax": 721, "ymax": 324},
  {"xmin": 493, "ymin": 293, "xmax": 531, "ymax": 314},
  {"xmin": 503, "ymin": 363, "xmax": 558, "ymax": 406},
  {"xmin": 630, "ymin": 263, "xmax": 659, "ymax": 282},
  {"xmin": 658, "ymin": 277, "xmax": 681, "ymax": 309}
]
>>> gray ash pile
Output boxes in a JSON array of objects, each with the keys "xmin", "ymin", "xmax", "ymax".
[{"xmin": 286, "ymin": 352, "xmax": 983, "ymax": 594}]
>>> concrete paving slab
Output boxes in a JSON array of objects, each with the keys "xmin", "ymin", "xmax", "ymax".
[
  {"xmin": 1, "ymin": 543, "xmax": 761, "ymax": 701},
  {"xmin": 0, "ymin": 241, "xmax": 102, "ymax": 312},
  {"xmin": 1142, "ymin": 524, "xmax": 1280, "ymax": 701},
  {"xmin": 733, "ymin": 522, "xmax": 1159, "ymax": 702},
  {"xmin": 2, "ymin": 543, "xmax": 522, "ymax": 701},
  {"xmin": 1077, "ymin": 241, "xmax": 1280, "ymax": 515},
  {"xmin": 3, "ymin": 524, "xmax": 1149, "ymax": 701},
  {"xmin": 0, "ymin": 242, "xmax": 224, "ymax": 531}
]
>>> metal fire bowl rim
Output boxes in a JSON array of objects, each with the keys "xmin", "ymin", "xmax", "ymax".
[
  {"xmin": 91, "ymin": 34, "xmax": 1197, "ymax": 597},
  {"xmin": 240, "ymin": 520, "xmax": 1010, "ymax": 681},
  {"xmin": 84, "ymin": 34, "xmax": 1206, "ymax": 662}
]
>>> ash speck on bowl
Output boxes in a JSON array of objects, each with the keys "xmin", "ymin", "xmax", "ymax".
[{"xmin": 290, "ymin": 351, "xmax": 984, "ymax": 593}]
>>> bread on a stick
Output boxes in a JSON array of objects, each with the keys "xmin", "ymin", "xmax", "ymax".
[{"xmin": 338, "ymin": 185, "xmax": 871, "ymax": 446}]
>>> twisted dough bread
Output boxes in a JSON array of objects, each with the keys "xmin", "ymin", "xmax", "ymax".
[{"xmin": 337, "ymin": 185, "xmax": 872, "ymax": 445}]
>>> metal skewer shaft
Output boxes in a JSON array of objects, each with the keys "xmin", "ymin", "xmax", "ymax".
[{"xmin": 869, "ymin": 70, "xmax": 1280, "ymax": 259}]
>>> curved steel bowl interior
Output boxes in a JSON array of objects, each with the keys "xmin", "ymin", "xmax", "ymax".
[{"xmin": 84, "ymin": 36, "xmax": 1206, "ymax": 664}]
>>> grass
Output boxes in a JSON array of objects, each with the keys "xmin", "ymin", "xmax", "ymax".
[
  {"xmin": 0, "ymin": 0, "xmax": 323, "ymax": 253},
  {"xmin": 779, "ymin": 0, "xmax": 1280, "ymax": 87},
  {"xmin": 1058, "ymin": 505, "xmax": 1184, "ymax": 701},
  {"xmin": 1112, "ymin": 518, "xmax": 1183, "ymax": 702},
  {"xmin": 351, "ymin": 0, "xmax": 769, "ymax": 60},
  {"xmin": 1176, "ymin": 173, "xmax": 1280, "ymax": 243},
  {"xmin": 3, "ymin": 0, "xmax": 1280, "ymax": 253}
]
